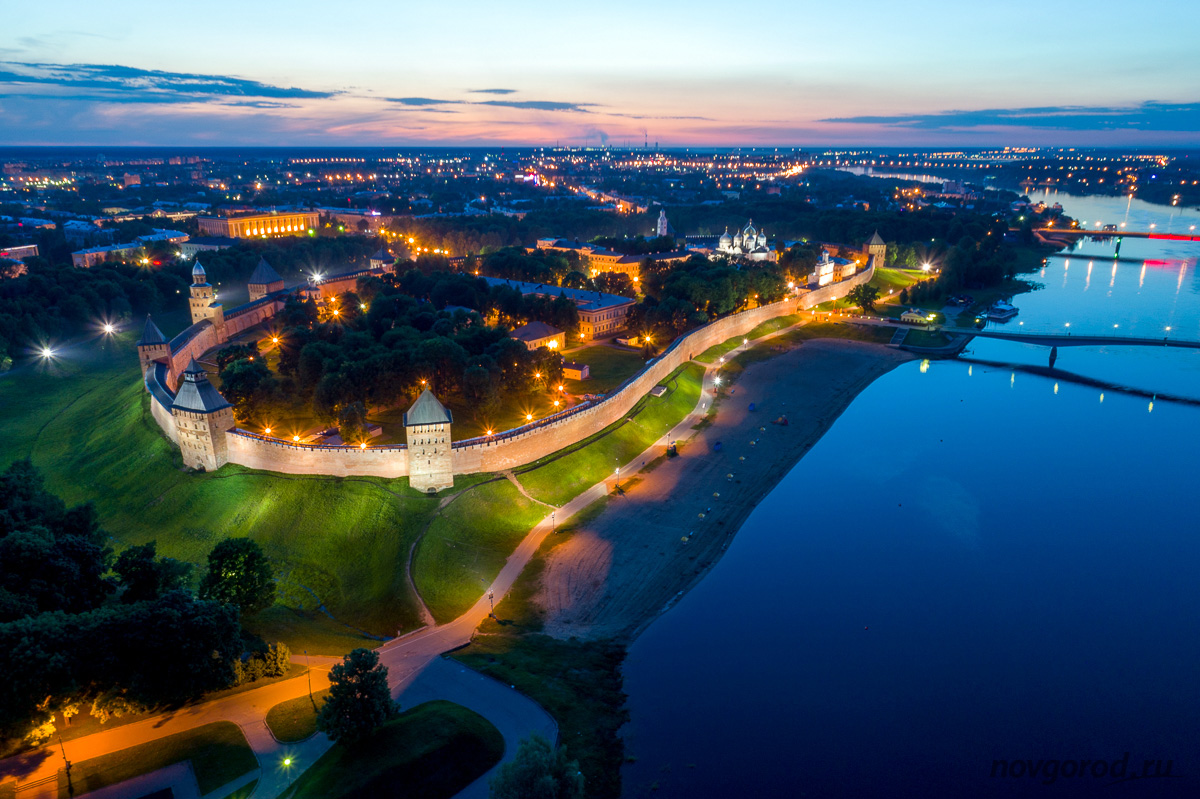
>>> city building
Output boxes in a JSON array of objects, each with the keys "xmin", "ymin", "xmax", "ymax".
[
  {"xmin": 812, "ymin": 249, "xmax": 857, "ymax": 287},
  {"xmin": 197, "ymin": 210, "xmax": 319, "ymax": 239},
  {"xmin": 180, "ymin": 237, "xmax": 237, "ymax": 258},
  {"xmin": 0, "ymin": 243, "xmax": 38, "ymax": 260},
  {"xmin": 481, "ymin": 277, "xmax": 635, "ymax": 341},
  {"xmin": 510, "ymin": 321, "xmax": 565, "ymax": 351},
  {"xmin": 562, "ymin": 361, "xmax": 590, "ymax": 380}
]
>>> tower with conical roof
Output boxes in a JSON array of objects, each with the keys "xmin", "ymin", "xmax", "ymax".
[
  {"xmin": 404, "ymin": 388, "xmax": 454, "ymax": 492},
  {"xmin": 864, "ymin": 231, "xmax": 886, "ymax": 269},
  {"xmin": 188, "ymin": 260, "xmax": 226, "ymax": 337},
  {"xmin": 135, "ymin": 314, "xmax": 170, "ymax": 376},
  {"xmin": 247, "ymin": 257, "xmax": 285, "ymax": 301},
  {"xmin": 189, "ymin": 261, "xmax": 213, "ymax": 325},
  {"xmin": 171, "ymin": 358, "xmax": 234, "ymax": 471}
]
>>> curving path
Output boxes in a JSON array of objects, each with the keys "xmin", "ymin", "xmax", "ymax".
[{"xmin": 0, "ymin": 348, "xmax": 731, "ymax": 799}]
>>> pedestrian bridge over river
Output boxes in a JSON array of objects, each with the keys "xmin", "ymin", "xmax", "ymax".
[{"xmin": 958, "ymin": 329, "xmax": 1200, "ymax": 350}]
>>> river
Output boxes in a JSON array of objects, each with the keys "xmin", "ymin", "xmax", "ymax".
[{"xmin": 620, "ymin": 192, "xmax": 1200, "ymax": 798}]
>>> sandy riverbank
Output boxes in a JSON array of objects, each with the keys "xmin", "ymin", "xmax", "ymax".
[{"xmin": 532, "ymin": 338, "xmax": 913, "ymax": 641}]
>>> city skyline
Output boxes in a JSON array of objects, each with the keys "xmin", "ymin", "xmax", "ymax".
[{"xmin": 3, "ymin": 1, "xmax": 1200, "ymax": 147}]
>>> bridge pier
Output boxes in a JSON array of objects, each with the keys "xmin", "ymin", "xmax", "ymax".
[{"xmin": 1049, "ymin": 346, "xmax": 1058, "ymax": 369}]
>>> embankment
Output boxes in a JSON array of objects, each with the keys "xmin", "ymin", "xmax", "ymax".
[{"xmin": 534, "ymin": 337, "xmax": 912, "ymax": 641}]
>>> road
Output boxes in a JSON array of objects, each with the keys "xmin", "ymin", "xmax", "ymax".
[{"xmin": 0, "ymin": 356, "xmax": 722, "ymax": 799}]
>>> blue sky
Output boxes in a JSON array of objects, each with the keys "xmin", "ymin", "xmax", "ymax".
[{"xmin": 2, "ymin": 0, "xmax": 1198, "ymax": 146}]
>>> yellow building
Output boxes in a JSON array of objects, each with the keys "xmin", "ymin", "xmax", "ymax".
[{"xmin": 198, "ymin": 210, "xmax": 320, "ymax": 239}]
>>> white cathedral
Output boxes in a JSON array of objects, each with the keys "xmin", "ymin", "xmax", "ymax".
[{"xmin": 718, "ymin": 220, "xmax": 772, "ymax": 261}]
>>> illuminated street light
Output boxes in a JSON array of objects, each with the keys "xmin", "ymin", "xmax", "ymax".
[
  {"xmin": 265, "ymin": 427, "xmax": 272, "ymax": 435},
  {"xmin": 103, "ymin": 323, "xmax": 115, "ymax": 334},
  {"xmin": 293, "ymin": 435, "xmax": 300, "ymax": 442},
  {"xmin": 40, "ymin": 347, "xmax": 54, "ymax": 358},
  {"xmin": 526, "ymin": 413, "xmax": 533, "ymax": 421}
]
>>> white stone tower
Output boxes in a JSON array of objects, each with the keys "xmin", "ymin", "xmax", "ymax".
[
  {"xmin": 171, "ymin": 358, "xmax": 234, "ymax": 471},
  {"xmin": 404, "ymin": 389, "xmax": 454, "ymax": 492}
]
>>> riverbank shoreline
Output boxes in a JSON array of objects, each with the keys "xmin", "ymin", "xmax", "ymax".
[{"xmin": 532, "ymin": 338, "xmax": 913, "ymax": 642}]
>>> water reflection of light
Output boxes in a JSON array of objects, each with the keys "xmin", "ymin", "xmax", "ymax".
[
  {"xmin": 1085, "ymin": 261, "xmax": 1093, "ymax": 291},
  {"xmin": 1139, "ymin": 264, "xmax": 1146, "ymax": 288},
  {"xmin": 1010, "ymin": 372, "xmax": 1015, "ymax": 388},
  {"xmin": 967, "ymin": 365, "xmax": 973, "ymax": 377},
  {"xmin": 1100, "ymin": 393, "xmax": 1105, "ymax": 403},
  {"xmin": 1110, "ymin": 262, "xmax": 1117, "ymax": 288},
  {"xmin": 1054, "ymin": 382, "xmax": 1059, "ymax": 395},
  {"xmin": 920, "ymin": 359, "xmax": 930, "ymax": 374}
]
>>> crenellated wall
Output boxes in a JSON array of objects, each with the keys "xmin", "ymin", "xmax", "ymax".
[
  {"xmin": 225, "ymin": 431, "xmax": 410, "ymax": 477},
  {"xmin": 142, "ymin": 262, "xmax": 875, "ymax": 479},
  {"xmin": 165, "ymin": 321, "xmax": 220, "ymax": 392}
]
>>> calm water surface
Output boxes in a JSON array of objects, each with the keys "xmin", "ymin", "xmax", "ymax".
[{"xmin": 621, "ymin": 192, "xmax": 1200, "ymax": 798}]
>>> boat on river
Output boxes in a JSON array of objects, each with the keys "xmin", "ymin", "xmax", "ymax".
[{"xmin": 985, "ymin": 300, "xmax": 1019, "ymax": 322}]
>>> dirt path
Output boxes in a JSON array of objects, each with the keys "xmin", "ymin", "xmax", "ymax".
[{"xmin": 535, "ymin": 339, "xmax": 913, "ymax": 641}]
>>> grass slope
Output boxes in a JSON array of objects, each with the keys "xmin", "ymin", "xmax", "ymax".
[
  {"xmin": 281, "ymin": 701, "xmax": 503, "ymax": 799},
  {"xmin": 517, "ymin": 363, "xmax": 704, "ymax": 506},
  {"xmin": 413, "ymin": 479, "xmax": 547, "ymax": 623},
  {"xmin": 60, "ymin": 721, "xmax": 257, "ymax": 798},
  {"xmin": 0, "ymin": 334, "xmax": 443, "ymax": 653},
  {"xmin": 453, "ymin": 501, "xmax": 628, "ymax": 799}
]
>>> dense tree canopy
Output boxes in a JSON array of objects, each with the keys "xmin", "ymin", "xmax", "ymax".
[
  {"xmin": 199, "ymin": 537, "xmax": 277, "ymax": 617},
  {"xmin": 317, "ymin": 648, "xmax": 399, "ymax": 745}
]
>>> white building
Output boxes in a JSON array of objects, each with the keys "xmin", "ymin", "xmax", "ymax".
[{"xmin": 717, "ymin": 220, "xmax": 772, "ymax": 261}]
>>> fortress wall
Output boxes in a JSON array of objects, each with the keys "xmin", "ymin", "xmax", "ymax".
[
  {"xmin": 146, "ymin": 373, "xmax": 179, "ymax": 444},
  {"xmin": 153, "ymin": 263, "xmax": 872, "ymax": 480},
  {"xmin": 166, "ymin": 322, "xmax": 220, "ymax": 392},
  {"xmin": 450, "ymin": 262, "xmax": 876, "ymax": 474},
  {"xmin": 223, "ymin": 299, "xmax": 283, "ymax": 339},
  {"xmin": 225, "ymin": 431, "xmax": 411, "ymax": 477}
]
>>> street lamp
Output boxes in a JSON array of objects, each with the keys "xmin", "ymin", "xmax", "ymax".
[
  {"xmin": 40, "ymin": 346, "xmax": 54, "ymax": 359},
  {"xmin": 103, "ymin": 323, "xmax": 115, "ymax": 335}
]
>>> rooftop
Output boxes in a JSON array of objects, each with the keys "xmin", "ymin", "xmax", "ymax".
[
  {"xmin": 404, "ymin": 389, "xmax": 453, "ymax": 426},
  {"xmin": 510, "ymin": 320, "xmax": 563, "ymax": 341},
  {"xmin": 248, "ymin": 257, "xmax": 283, "ymax": 285}
]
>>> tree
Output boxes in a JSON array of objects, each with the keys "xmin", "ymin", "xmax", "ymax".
[
  {"xmin": 113, "ymin": 541, "xmax": 192, "ymax": 603},
  {"xmin": 316, "ymin": 648, "xmax": 398, "ymax": 745},
  {"xmin": 337, "ymin": 401, "xmax": 368, "ymax": 444},
  {"xmin": 489, "ymin": 733, "xmax": 585, "ymax": 799},
  {"xmin": 846, "ymin": 284, "xmax": 880, "ymax": 313},
  {"xmin": 199, "ymin": 538, "xmax": 276, "ymax": 616}
]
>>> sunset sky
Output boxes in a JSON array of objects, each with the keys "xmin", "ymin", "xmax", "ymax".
[{"xmin": 3, "ymin": 0, "xmax": 1199, "ymax": 147}]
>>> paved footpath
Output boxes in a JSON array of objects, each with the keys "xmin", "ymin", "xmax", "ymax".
[{"xmin": 0, "ymin": 354, "xmax": 730, "ymax": 799}]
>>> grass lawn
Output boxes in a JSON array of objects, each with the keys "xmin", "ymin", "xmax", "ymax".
[
  {"xmin": 0, "ymin": 331, "xmax": 446, "ymax": 654},
  {"xmin": 516, "ymin": 363, "xmax": 705, "ymax": 507},
  {"xmin": 413, "ymin": 478, "xmax": 548, "ymax": 622},
  {"xmin": 870, "ymin": 266, "xmax": 926, "ymax": 296},
  {"xmin": 453, "ymin": 503, "xmax": 627, "ymax": 799},
  {"xmin": 266, "ymin": 689, "xmax": 330, "ymax": 743},
  {"xmin": 563, "ymin": 344, "xmax": 647, "ymax": 394},
  {"xmin": 60, "ymin": 722, "xmax": 257, "ymax": 798},
  {"xmin": 280, "ymin": 701, "xmax": 503, "ymax": 799}
]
